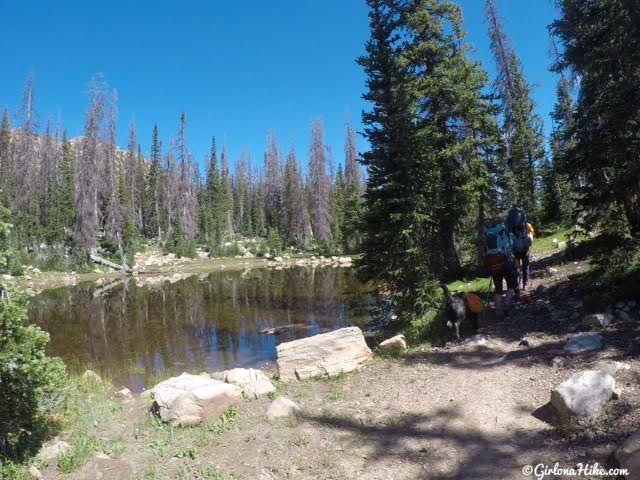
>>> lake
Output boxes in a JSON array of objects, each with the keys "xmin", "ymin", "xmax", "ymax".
[{"xmin": 29, "ymin": 266, "xmax": 371, "ymax": 391}]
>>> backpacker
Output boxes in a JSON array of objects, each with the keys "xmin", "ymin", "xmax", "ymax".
[
  {"xmin": 483, "ymin": 224, "xmax": 512, "ymax": 273},
  {"xmin": 506, "ymin": 207, "xmax": 531, "ymax": 254}
]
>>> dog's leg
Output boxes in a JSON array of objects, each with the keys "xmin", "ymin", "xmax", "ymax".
[
  {"xmin": 471, "ymin": 313, "xmax": 479, "ymax": 332},
  {"xmin": 455, "ymin": 321, "xmax": 461, "ymax": 340}
]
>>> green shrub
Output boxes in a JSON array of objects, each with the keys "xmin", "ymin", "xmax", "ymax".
[{"xmin": 0, "ymin": 291, "xmax": 66, "ymax": 461}]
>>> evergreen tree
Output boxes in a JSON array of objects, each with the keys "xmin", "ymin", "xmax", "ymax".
[
  {"xmin": 485, "ymin": 0, "xmax": 544, "ymax": 215},
  {"xmin": 221, "ymin": 146, "xmax": 234, "ymax": 238},
  {"xmin": 330, "ymin": 165, "xmax": 346, "ymax": 252},
  {"xmin": 144, "ymin": 124, "xmax": 163, "ymax": 239},
  {"xmin": 552, "ymin": 0, "xmax": 640, "ymax": 236},
  {"xmin": 342, "ymin": 122, "xmax": 363, "ymax": 252},
  {"xmin": 45, "ymin": 132, "xmax": 75, "ymax": 244}
]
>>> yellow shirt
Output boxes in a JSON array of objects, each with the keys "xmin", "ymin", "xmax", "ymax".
[{"xmin": 527, "ymin": 223, "xmax": 535, "ymax": 238}]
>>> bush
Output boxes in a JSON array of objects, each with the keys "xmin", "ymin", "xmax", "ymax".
[{"xmin": 0, "ymin": 292, "xmax": 66, "ymax": 461}]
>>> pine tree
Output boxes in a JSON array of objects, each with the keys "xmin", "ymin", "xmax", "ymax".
[
  {"xmin": 485, "ymin": 0, "xmax": 544, "ymax": 215},
  {"xmin": 143, "ymin": 125, "xmax": 162, "ymax": 239},
  {"xmin": 330, "ymin": 165, "xmax": 346, "ymax": 253},
  {"xmin": 283, "ymin": 148, "xmax": 308, "ymax": 248},
  {"xmin": 342, "ymin": 122, "xmax": 363, "ymax": 252},
  {"xmin": 45, "ymin": 132, "xmax": 75, "ymax": 244},
  {"xmin": 552, "ymin": 0, "xmax": 640, "ymax": 236},
  {"xmin": 205, "ymin": 136, "xmax": 224, "ymax": 251}
]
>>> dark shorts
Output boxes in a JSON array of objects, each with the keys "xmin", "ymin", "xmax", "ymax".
[{"xmin": 492, "ymin": 266, "xmax": 516, "ymax": 294}]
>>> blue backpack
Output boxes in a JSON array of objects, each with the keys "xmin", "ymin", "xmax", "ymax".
[{"xmin": 483, "ymin": 224, "xmax": 512, "ymax": 272}]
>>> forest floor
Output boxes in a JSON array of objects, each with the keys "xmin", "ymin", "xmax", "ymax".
[{"xmin": 31, "ymin": 244, "xmax": 640, "ymax": 480}]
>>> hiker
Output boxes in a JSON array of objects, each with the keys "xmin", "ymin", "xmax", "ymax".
[
  {"xmin": 506, "ymin": 206, "xmax": 533, "ymax": 295},
  {"xmin": 483, "ymin": 217, "xmax": 517, "ymax": 317}
]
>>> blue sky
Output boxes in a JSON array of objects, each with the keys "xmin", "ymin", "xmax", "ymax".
[{"xmin": 0, "ymin": 0, "xmax": 560, "ymax": 171}]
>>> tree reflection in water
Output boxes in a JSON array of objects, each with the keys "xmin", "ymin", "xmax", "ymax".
[{"xmin": 29, "ymin": 267, "xmax": 371, "ymax": 391}]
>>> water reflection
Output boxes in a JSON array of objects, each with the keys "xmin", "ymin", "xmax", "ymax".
[{"xmin": 29, "ymin": 267, "xmax": 370, "ymax": 390}]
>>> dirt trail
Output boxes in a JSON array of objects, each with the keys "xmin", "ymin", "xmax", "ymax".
[{"xmin": 43, "ymin": 253, "xmax": 640, "ymax": 480}]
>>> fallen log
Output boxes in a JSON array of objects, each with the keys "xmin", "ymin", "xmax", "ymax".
[{"xmin": 89, "ymin": 253, "xmax": 133, "ymax": 274}]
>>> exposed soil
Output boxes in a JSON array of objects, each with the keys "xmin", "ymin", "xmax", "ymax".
[{"xmin": 39, "ymin": 252, "xmax": 640, "ymax": 480}]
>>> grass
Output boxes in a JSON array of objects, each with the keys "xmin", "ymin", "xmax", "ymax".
[{"xmin": 531, "ymin": 227, "xmax": 574, "ymax": 254}]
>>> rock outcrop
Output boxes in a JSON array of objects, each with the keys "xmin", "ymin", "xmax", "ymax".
[
  {"xmin": 150, "ymin": 373, "xmax": 242, "ymax": 427},
  {"xmin": 276, "ymin": 327, "xmax": 372, "ymax": 381},
  {"xmin": 550, "ymin": 370, "xmax": 615, "ymax": 421}
]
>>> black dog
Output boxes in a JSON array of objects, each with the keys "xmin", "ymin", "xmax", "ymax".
[{"xmin": 440, "ymin": 285, "xmax": 480, "ymax": 340}]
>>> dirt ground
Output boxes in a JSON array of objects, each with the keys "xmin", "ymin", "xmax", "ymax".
[{"xmin": 39, "ymin": 253, "xmax": 640, "ymax": 480}]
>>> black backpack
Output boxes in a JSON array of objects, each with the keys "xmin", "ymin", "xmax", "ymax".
[{"xmin": 506, "ymin": 207, "xmax": 531, "ymax": 254}]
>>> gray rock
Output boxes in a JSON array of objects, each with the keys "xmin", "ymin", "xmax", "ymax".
[
  {"xmin": 81, "ymin": 369, "xmax": 102, "ymax": 382},
  {"xmin": 116, "ymin": 388, "xmax": 133, "ymax": 400},
  {"xmin": 615, "ymin": 431, "xmax": 640, "ymax": 480},
  {"xmin": 462, "ymin": 334, "xmax": 489, "ymax": 347},
  {"xmin": 28, "ymin": 466, "xmax": 43, "ymax": 479},
  {"xmin": 379, "ymin": 334, "xmax": 407, "ymax": 353},
  {"xmin": 564, "ymin": 332, "xmax": 603, "ymax": 355},
  {"xmin": 612, "ymin": 388, "xmax": 622, "ymax": 400},
  {"xmin": 591, "ymin": 360, "xmax": 631, "ymax": 378},
  {"xmin": 551, "ymin": 356, "xmax": 565, "ymax": 367},
  {"xmin": 535, "ymin": 284, "xmax": 547, "ymax": 294},
  {"xmin": 267, "ymin": 397, "xmax": 300, "ymax": 418},
  {"xmin": 150, "ymin": 373, "xmax": 243, "ymax": 427},
  {"xmin": 616, "ymin": 310, "xmax": 632, "ymax": 322},
  {"xmin": 551, "ymin": 370, "xmax": 615, "ymax": 420},
  {"xmin": 37, "ymin": 438, "xmax": 71, "ymax": 462},
  {"xmin": 582, "ymin": 313, "xmax": 615, "ymax": 329},
  {"xmin": 276, "ymin": 327, "xmax": 372, "ymax": 382},
  {"xmin": 212, "ymin": 368, "xmax": 276, "ymax": 398}
]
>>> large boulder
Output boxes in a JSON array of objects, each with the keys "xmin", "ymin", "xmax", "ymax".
[
  {"xmin": 379, "ymin": 334, "xmax": 407, "ymax": 353},
  {"xmin": 551, "ymin": 370, "xmax": 615, "ymax": 421},
  {"xmin": 150, "ymin": 373, "xmax": 242, "ymax": 427},
  {"xmin": 615, "ymin": 431, "xmax": 640, "ymax": 480},
  {"xmin": 582, "ymin": 313, "xmax": 615, "ymax": 329},
  {"xmin": 563, "ymin": 332, "xmax": 603, "ymax": 355},
  {"xmin": 276, "ymin": 327, "xmax": 372, "ymax": 382},
  {"xmin": 212, "ymin": 368, "xmax": 276, "ymax": 398},
  {"xmin": 267, "ymin": 397, "xmax": 300, "ymax": 418}
]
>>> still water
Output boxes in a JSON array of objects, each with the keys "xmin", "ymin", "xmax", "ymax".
[{"xmin": 29, "ymin": 267, "xmax": 371, "ymax": 390}]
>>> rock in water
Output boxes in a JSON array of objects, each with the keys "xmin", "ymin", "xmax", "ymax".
[
  {"xmin": 551, "ymin": 370, "xmax": 615, "ymax": 420},
  {"xmin": 150, "ymin": 373, "xmax": 242, "ymax": 427},
  {"xmin": 267, "ymin": 397, "xmax": 300, "ymax": 418},
  {"xmin": 379, "ymin": 334, "xmax": 407, "ymax": 353},
  {"xmin": 563, "ymin": 332, "xmax": 603, "ymax": 355},
  {"xmin": 212, "ymin": 368, "xmax": 276, "ymax": 398},
  {"xmin": 615, "ymin": 431, "xmax": 640, "ymax": 480},
  {"xmin": 276, "ymin": 327, "xmax": 372, "ymax": 382},
  {"xmin": 582, "ymin": 313, "xmax": 615, "ymax": 329}
]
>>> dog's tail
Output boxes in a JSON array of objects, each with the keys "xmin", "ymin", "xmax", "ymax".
[{"xmin": 439, "ymin": 283, "xmax": 452, "ymax": 299}]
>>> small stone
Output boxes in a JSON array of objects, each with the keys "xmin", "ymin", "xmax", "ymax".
[
  {"xmin": 551, "ymin": 370, "xmax": 615, "ymax": 420},
  {"xmin": 582, "ymin": 313, "xmax": 615, "ymax": 329},
  {"xmin": 535, "ymin": 284, "xmax": 547, "ymax": 294},
  {"xmin": 28, "ymin": 465, "xmax": 42, "ymax": 479},
  {"xmin": 82, "ymin": 370, "xmax": 102, "ymax": 382},
  {"xmin": 117, "ymin": 388, "xmax": 133, "ymax": 400},
  {"xmin": 564, "ymin": 332, "xmax": 603, "ymax": 355},
  {"xmin": 551, "ymin": 356, "xmax": 565, "ymax": 367},
  {"xmin": 267, "ymin": 397, "xmax": 300, "ymax": 418},
  {"xmin": 37, "ymin": 438, "xmax": 71, "ymax": 462},
  {"xmin": 379, "ymin": 334, "xmax": 407, "ymax": 353},
  {"xmin": 616, "ymin": 310, "xmax": 632, "ymax": 322},
  {"xmin": 612, "ymin": 388, "xmax": 622, "ymax": 400}
]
